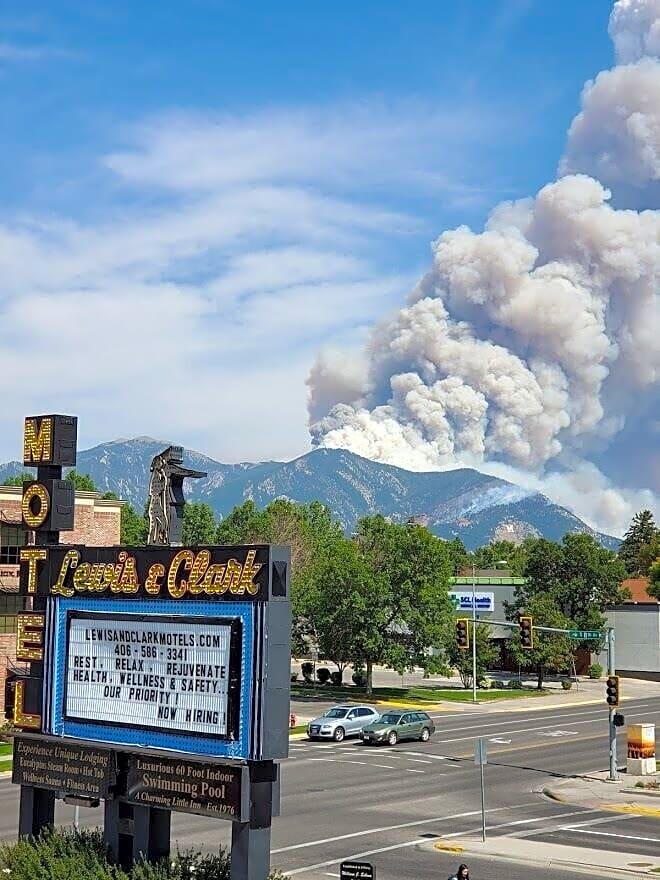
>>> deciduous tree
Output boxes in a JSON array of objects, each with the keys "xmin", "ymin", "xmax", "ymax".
[
  {"xmin": 182, "ymin": 502, "xmax": 217, "ymax": 545},
  {"xmin": 506, "ymin": 593, "xmax": 574, "ymax": 689},
  {"xmin": 353, "ymin": 516, "xmax": 454, "ymax": 694}
]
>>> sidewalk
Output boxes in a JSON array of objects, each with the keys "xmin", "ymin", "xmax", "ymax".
[
  {"xmin": 544, "ymin": 769, "xmax": 660, "ymax": 818},
  {"xmin": 431, "ymin": 835, "xmax": 660, "ymax": 876}
]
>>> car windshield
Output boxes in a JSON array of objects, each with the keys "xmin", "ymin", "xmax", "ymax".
[
  {"xmin": 324, "ymin": 708, "xmax": 348, "ymax": 719},
  {"xmin": 379, "ymin": 713, "xmax": 402, "ymax": 724}
]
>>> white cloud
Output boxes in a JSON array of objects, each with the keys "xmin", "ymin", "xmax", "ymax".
[
  {"xmin": 308, "ymin": 0, "xmax": 660, "ymax": 535},
  {"xmin": 0, "ymin": 99, "xmax": 501, "ymax": 466}
]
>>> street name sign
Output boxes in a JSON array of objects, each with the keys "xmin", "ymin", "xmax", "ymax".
[{"xmin": 568, "ymin": 629, "xmax": 601, "ymax": 639}]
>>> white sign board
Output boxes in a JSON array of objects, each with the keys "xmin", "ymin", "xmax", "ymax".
[
  {"xmin": 450, "ymin": 591, "xmax": 495, "ymax": 612},
  {"xmin": 65, "ymin": 614, "xmax": 234, "ymax": 738}
]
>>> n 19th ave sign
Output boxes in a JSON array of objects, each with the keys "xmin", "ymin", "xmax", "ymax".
[{"xmin": 568, "ymin": 629, "xmax": 602, "ymax": 640}]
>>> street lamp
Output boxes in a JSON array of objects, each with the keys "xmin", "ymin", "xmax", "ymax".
[{"xmin": 472, "ymin": 562, "xmax": 477, "ymax": 703}]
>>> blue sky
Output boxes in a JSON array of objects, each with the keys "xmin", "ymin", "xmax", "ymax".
[{"xmin": 1, "ymin": 2, "xmax": 655, "ymax": 533}]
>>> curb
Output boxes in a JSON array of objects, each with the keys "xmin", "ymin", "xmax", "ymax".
[
  {"xmin": 542, "ymin": 786, "xmax": 660, "ymax": 819},
  {"xmin": 542, "ymin": 786, "xmax": 566, "ymax": 803},
  {"xmin": 602, "ymin": 802, "xmax": 660, "ymax": 818},
  {"xmin": 504, "ymin": 697, "xmax": 605, "ymax": 712}
]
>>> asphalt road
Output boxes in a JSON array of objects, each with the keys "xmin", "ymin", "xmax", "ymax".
[{"xmin": 1, "ymin": 697, "xmax": 659, "ymax": 879}]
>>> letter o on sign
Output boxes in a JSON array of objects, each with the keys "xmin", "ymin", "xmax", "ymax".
[{"xmin": 22, "ymin": 483, "xmax": 50, "ymax": 529}]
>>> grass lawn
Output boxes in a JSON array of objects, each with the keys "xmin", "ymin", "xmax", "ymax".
[
  {"xmin": 0, "ymin": 740, "xmax": 12, "ymax": 772},
  {"xmin": 291, "ymin": 684, "xmax": 545, "ymax": 703}
]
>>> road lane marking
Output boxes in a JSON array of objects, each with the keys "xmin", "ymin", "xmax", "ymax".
[
  {"xmin": 309, "ymin": 758, "xmax": 396, "ymax": 770},
  {"xmin": 538, "ymin": 730, "xmax": 579, "ymax": 737},
  {"xmin": 285, "ymin": 807, "xmax": 600, "ymax": 875},
  {"xmin": 508, "ymin": 812, "xmax": 634, "ymax": 838},
  {"xmin": 427, "ymin": 703, "xmax": 660, "ymax": 736},
  {"xmin": 271, "ymin": 803, "xmax": 536, "ymax": 854},
  {"xmin": 404, "ymin": 768, "xmax": 425, "ymax": 773},
  {"xmin": 561, "ymin": 828, "xmax": 660, "ymax": 843},
  {"xmin": 453, "ymin": 730, "xmax": 611, "ymax": 758},
  {"xmin": 488, "ymin": 738, "xmax": 511, "ymax": 743}
]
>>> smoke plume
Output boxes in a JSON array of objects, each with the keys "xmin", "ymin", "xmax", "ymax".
[{"xmin": 307, "ymin": 0, "xmax": 660, "ymax": 535}]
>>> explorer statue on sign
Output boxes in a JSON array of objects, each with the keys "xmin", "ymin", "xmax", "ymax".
[{"xmin": 147, "ymin": 445, "xmax": 206, "ymax": 546}]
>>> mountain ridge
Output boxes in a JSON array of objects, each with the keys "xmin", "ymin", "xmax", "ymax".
[{"xmin": 0, "ymin": 439, "xmax": 619, "ymax": 550}]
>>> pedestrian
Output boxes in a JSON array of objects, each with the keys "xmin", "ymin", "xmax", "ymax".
[{"xmin": 448, "ymin": 864, "xmax": 469, "ymax": 880}]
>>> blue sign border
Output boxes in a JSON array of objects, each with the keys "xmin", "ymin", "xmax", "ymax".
[{"xmin": 49, "ymin": 597, "xmax": 254, "ymax": 759}]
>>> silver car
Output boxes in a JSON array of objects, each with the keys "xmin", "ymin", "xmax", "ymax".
[{"xmin": 307, "ymin": 705, "xmax": 380, "ymax": 742}]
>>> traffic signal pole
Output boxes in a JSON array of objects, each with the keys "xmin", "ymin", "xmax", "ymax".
[
  {"xmin": 607, "ymin": 627, "xmax": 618, "ymax": 782},
  {"xmin": 465, "ymin": 617, "xmax": 619, "ymax": 778},
  {"xmin": 472, "ymin": 564, "xmax": 477, "ymax": 704}
]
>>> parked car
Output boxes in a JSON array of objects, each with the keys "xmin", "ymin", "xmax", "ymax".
[
  {"xmin": 361, "ymin": 710, "xmax": 435, "ymax": 746},
  {"xmin": 307, "ymin": 705, "xmax": 380, "ymax": 741}
]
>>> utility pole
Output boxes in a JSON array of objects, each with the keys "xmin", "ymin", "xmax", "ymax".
[
  {"xmin": 607, "ymin": 627, "xmax": 618, "ymax": 782},
  {"xmin": 472, "ymin": 563, "xmax": 477, "ymax": 703}
]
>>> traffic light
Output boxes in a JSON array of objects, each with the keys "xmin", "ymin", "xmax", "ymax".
[
  {"xmin": 519, "ymin": 615, "xmax": 533, "ymax": 649},
  {"xmin": 456, "ymin": 618, "xmax": 470, "ymax": 650},
  {"xmin": 606, "ymin": 675, "xmax": 620, "ymax": 707}
]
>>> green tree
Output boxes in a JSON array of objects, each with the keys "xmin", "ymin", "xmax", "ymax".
[
  {"xmin": 506, "ymin": 593, "xmax": 574, "ymax": 689},
  {"xmin": 648, "ymin": 557, "xmax": 660, "ymax": 600},
  {"xmin": 470, "ymin": 540, "xmax": 528, "ymax": 576},
  {"xmin": 182, "ymin": 502, "xmax": 217, "ymax": 545},
  {"xmin": 216, "ymin": 499, "xmax": 345, "ymax": 657},
  {"xmin": 2, "ymin": 471, "xmax": 36, "ymax": 486},
  {"xmin": 445, "ymin": 537, "xmax": 469, "ymax": 574},
  {"xmin": 120, "ymin": 503, "xmax": 148, "ymax": 545},
  {"xmin": 619, "ymin": 510, "xmax": 658, "ymax": 575},
  {"xmin": 444, "ymin": 621, "xmax": 499, "ymax": 689},
  {"xmin": 521, "ymin": 533, "xmax": 627, "ymax": 652},
  {"xmin": 64, "ymin": 470, "xmax": 98, "ymax": 492},
  {"xmin": 301, "ymin": 536, "xmax": 383, "ymax": 682},
  {"xmin": 353, "ymin": 516, "xmax": 454, "ymax": 694}
]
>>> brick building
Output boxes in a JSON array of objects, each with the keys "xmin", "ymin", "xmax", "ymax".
[{"xmin": 0, "ymin": 485, "xmax": 122, "ymax": 716}]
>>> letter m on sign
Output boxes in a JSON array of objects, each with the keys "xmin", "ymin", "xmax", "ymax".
[
  {"xmin": 23, "ymin": 415, "xmax": 77, "ymax": 467},
  {"xmin": 24, "ymin": 417, "xmax": 53, "ymax": 465}
]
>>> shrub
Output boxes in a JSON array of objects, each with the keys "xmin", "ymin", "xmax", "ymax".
[
  {"xmin": 561, "ymin": 678, "xmax": 573, "ymax": 690},
  {"xmin": 352, "ymin": 670, "xmax": 367, "ymax": 687},
  {"xmin": 316, "ymin": 667, "xmax": 331, "ymax": 684},
  {"xmin": 508, "ymin": 678, "xmax": 524, "ymax": 689},
  {"xmin": 330, "ymin": 670, "xmax": 343, "ymax": 686},
  {"xmin": 0, "ymin": 828, "xmax": 289, "ymax": 880},
  {"xmin": 301, "ymin": 661, "xmax": 314, "ymax": 683},
  {"xmin": 490, "ymin": 680, "xmax": 505, "ymax": 689},
  {"xmin": 478, "ymin": 678, "xmax": 489, "ymax": 689},
  {"xmin": 588, "ymin": 663, "xmax": 603, "ymax": 680}
]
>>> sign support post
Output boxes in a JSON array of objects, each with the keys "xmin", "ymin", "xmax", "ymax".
[
  {"xmin": 474, "ymin": 738, "xmax": 487, "ymax": 842},
  {"xmin": 607, "ymin": 627, "xmax": 618, "ymax": 782},
  {"xmin": 18, "ymin": 419, "xmax": 77, "ymax": 840}
]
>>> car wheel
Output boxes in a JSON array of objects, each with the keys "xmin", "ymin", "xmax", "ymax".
[
  {"xmin": 420, "ymin": 727, "xmax": 430, "ymax": 742},
  {"xmin": 333, "ymin": 727, "xmax": 345, "ymax": 742},
  {"xmin": 387, "ymin": 730, "xmax": 398, "ymax": 746}
]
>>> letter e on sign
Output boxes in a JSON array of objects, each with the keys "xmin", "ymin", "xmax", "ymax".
[
  {"xmin": 340, "ymin": 861, "xmax": 375, "ymax": 880},
  {"xmin": 16, "ymin": 614, "xmax": 45, "ymax": 661}
]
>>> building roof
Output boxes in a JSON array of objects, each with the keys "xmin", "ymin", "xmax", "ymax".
[
  {"xmin": 622, "ymin": 576, "xmax": 657, "ymax": 604},
  {"xmin": 451, "ymin": 576, "xmax": 526, "ymax": 586}
]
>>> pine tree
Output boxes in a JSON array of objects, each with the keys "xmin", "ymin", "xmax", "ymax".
[{"xmin": 618, "ymin": 510, "xmax": 658, "ymax": 575}]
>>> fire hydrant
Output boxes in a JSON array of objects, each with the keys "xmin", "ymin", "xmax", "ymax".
[{"xmin": 289, "ymin": 713, "xmax": 297, "ymax": 729}]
